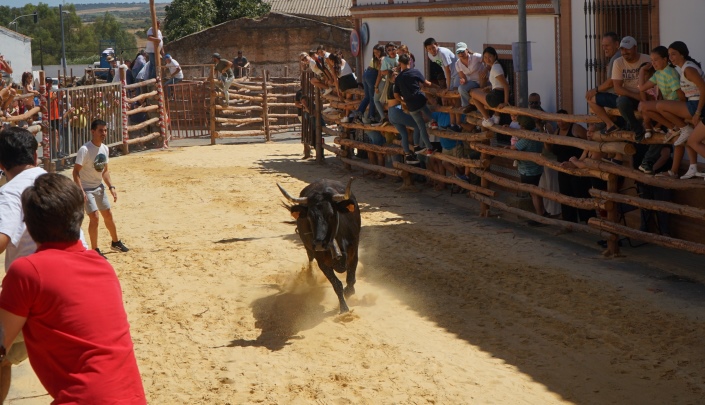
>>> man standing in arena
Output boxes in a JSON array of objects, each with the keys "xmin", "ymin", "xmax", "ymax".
[{"xmin": 73, "ymin": 119, "xmax": 129, "ymax": 258}]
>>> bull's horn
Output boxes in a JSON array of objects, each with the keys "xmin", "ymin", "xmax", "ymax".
[
  {"xmin": 277, "ymin": 183, "xmax": 308, "ymax": 204},
  {"xmin": 332, "ymin": 177, "xmax": 355, "ymax": 202}
]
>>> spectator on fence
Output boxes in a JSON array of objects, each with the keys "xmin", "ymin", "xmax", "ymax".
[
  {"xmin": 588, "ymin": 36, "xmax": 650, "ymax": 138},
  {"xmin": 0, "ymin": 173, "xmax": 146, "ymax": 404},
  {"xmin": 233, "ymin": 50, "xmax": 250, "ymax": 78},
  {"xmin": 164, "ymin": 54, "xmax": 183, "ymax": 99},
  {"xmin": 397, "ymin": 45, "xmax": 416, "ymax": 69},
  {"xmin": 326, "ymin": 52, "xmax": 357, "ymax": 100},
  {"xmin": 132, "ymin": 50, "xmax": 147, "ymax": 82},
  {"xmin": 424, "ymin": 38, "xmax": 460, "ymax": 130},
  {"xmin": 550, "ymin": 109, "xmax": 593, "ymax": 223},
  {"xmin": 73, "ymin": 119, "xmax": 130, "ymax": 258},
  {"xmin": 20, "ymin": 72, "xmax": 38, "ymax": 109},
  {"xmin": 374, "ymin": 43, "xmax": 399, "ymax": 125},
  {"xmin": 658, "ymin": 42, "xmax": 705, "ymax": 177},
  {"xmin": 510, "ymin": 115, "xmax": 548, "ymax": 226},
  {"xmin": 394, "ymin": 53, "xmax": 436, "ymax": 157},
  {"xmin": 146, "ymin": 21, "xmax": 164, "ymax": 80},
  {"xmin": 212, "ymin": 53, "xmax": 235, "ymax": 105},
  {"xmin": 631, "ymin": 143, "xmax": 673, "ymax": 236},
  {"xmin": 107, "ymin": 56, "xmax": 120, "ymax": 83},
  {"xmin": 316, "ymin": 45, "xmax": 335, "ymax": 95},
  {"xmin": 353, "ymin": 45, "xmax": 384, "ymax": 123},
  {"xmin": 387, "ymin": 70, "xmax": 421, "ymax": 165},
  {"xmin": 300, "ymin": 51, "xmax": 330, "ymax": 94},
  {"xmin": 470, "ymin": 47, "xmax": 510, "ymax": 128},
  {"xmin": 0, "ymin": 54, "xmax": 12, "ymax": 77},
  {"xmin": 455, "ymin": 42, "xmax": 484, "ymax": 116},
  {"xmin": 585, "ymin": 32, "xmax": 621, "ymax": 110},
  {"xmin": 636, "ymin": 46, "xmax": 682, "ymax": 142}
]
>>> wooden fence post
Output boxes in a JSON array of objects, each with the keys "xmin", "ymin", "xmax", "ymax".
[
  {"xmin": 38, "ymin": 70, "xmax": 53, "ymax": 172},
  {"xmin": 284, "ymin": 65, "xmax": 289, "ymax": 78},
  {"xmin": 262, "ymin": 70, "xmax": 271, "ymax": 142},
  {"xmin": 209, "ymin": 65, "xmax": 217, "ymax": 145},
  {"xmin": 315, "ymin": 87, "xmax": 323, "ymax": 164},
  {"xmin": 606, "ymin": 173, "xmax": 620, "ymax": 255},
  {"xmin": 120, "ymin": 67, "xmax": 129, "ymax": 155}
]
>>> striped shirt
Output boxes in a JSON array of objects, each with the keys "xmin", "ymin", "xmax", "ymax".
[{"xmin": 649, "ymin": 66, "xmax": 681, "ymax": 101}]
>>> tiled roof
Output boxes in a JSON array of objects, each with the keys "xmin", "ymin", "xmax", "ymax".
[{"xmin": 265, "ymin": 0, "xmax": 352, "ymax": 17}]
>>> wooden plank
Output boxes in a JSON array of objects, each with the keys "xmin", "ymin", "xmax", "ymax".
[
  {"xmin": 127, "ymin": 117, "xmax": 160, "ymax": 132},
  {"xmin": 588, "ymin": 218, "xmax": 705, "ymax": 255},
  {"xmin": 126, "ymin": 91, "xmax": 158, "ymax": 104},
  {"xmin": 127, "ymin": 104, "xmax": 159, "ymax": 116},
  {"xmin": 589, "ymin": 189, "xmax": 705, "ymax": 220},
  {"xmin": 339, "ymin": 157, "xmax": 404, "ymax": 177},
  {"xmin": 125, "ymin": 132, "xmax": 161, "ymax": 145},
  {"xmin": 580, "ymin": 158, "xmax": 705, "ymax": 190},
  {"xmin": 392, "ymin": 161, "xmax": 496, "ymax": 197}
]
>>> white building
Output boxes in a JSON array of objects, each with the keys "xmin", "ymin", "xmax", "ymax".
[
  {"xmin": 0, "ymin": 26, "xmax": 32, "ymax": 84},
  {"xmin": 351, "ymin": 0, "xmax": 705, "ymax": 115}
]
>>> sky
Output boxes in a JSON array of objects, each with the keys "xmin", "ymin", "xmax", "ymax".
[{"xmin": 0, "ymin": 0, "xmax": 169, "ymax": 6}]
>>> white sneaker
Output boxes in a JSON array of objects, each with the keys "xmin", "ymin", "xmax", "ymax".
[
  {"xmin": 491, "ymin": 115, "xmax": 500, "ymax": 125},
  {"xmin": 341, "ymin": 116, "xmax": 350, "ymax": 123},
  {"xmin": 664, "ymin": 127, "xmax": 680, "ymax": 143},
  {"xmin": 680, "ymin": 165, "xmax": 699, "ymax": 179},
  {"xmin": 644, "ymin": 130, "xmax": 652, "ymax": 139},
  {"xmin": 323, "ymin": 107, "xmax": 336, "ymax": 114},
  {"xmin": 674, "ymin": 125, "xmax": 693, "ymax": 146},
  {"xmin": 322, "ymin": 88, "xmax": 333, "ymax": 96},
  {"xmin": 481, "ymin": 118, "xmax": 494, "ymax": 128}
]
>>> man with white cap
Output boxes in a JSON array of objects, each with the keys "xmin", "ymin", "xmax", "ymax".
[
  {"xmin": 455, "ymin": 42, "xmax": 484, "ymax": 116},
  {"xmin": 163, "ymin": 54, "xmax": 183, "ymax": 99},
  {"xmin": 588, "ymin": 35, "xmax": 650, "ymax": 140}
]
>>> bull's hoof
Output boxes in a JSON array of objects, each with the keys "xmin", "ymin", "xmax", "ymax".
[
  {"xmin": 339, "ymin": 304, "xmax": 350, "ymax": 314},
  {"xmin": 343, "ymin": 285, "xmax": 355, "ymax": 298}
]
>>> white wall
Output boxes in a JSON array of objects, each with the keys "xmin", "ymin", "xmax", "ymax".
[
  {"xmin": 0, "ymin": 32, "xmax": 32, "ymax": 84},
  {"xmin": 361, "ymin": 14, "xmax": 559, "ymax": 112},
  {"xmin": 570, "ymin": 0, "xmax": 588, "ymax": 114},
  {"xmin": 659, "ymin": 0, "xmax": 705, "ymax": 62}
]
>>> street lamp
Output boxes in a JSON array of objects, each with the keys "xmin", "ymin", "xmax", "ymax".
[{"xmin": 8, "ymin": 11, "xmax": 38, "ymax": 32}]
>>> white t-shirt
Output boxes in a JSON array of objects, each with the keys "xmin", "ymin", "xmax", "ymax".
[
  {"xmin": 427, "ymin": 47, "xmax": 458, "ymax": 80},
  {"xmin": 611, "ymin": 53, "xmax": 651, "ymax": 92},
  {"xmin": 339, "ymin": 60, "xmax": 353, "ymax": 77},
  {"xmin": 308, "ymin": 59, "xmax": 323, "ymax": 75},
  {"xmin": 145, "ymin": 28, "xmax": 163, "ymax": 54},
  {"xmin": 166, "ymin": 59, "xmax": 184, "ymax": 79},
  {"xmin": 455, "ymin": 52, "xmax": 484, "ymax": 82},
  {"xmin": 0, "ymin": 167, "xmax": 45, "ymax": 271},
  {"xmin": 0, "ymin": 167, "xmax": 89, "ymax": 271},
  {"xmin": 75, "ymin": 141, "xmax": 110, "ymax": 190},
  {"xmin": 678, "ymin": 61, "xmax": 705, "ymax": 100},
  {"xmin": 489, "ymin": 62, "xmax": 505, "ymax": 90}
]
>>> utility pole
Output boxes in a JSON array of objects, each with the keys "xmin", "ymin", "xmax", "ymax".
[
  {"xmin": 517, "ymin": 0, "xmax": 529, "ymax": 108},
  {"xmin": 60, "ymin": 4, "xmax": 67, "ymax": 82}
]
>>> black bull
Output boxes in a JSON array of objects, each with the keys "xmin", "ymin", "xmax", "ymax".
[{"xmin": 278, "ymin": 178, "xmax": 361, "ymax": 313}]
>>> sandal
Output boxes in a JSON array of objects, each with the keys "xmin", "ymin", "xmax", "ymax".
[{"xmin": 655, "ymin": 170, "xmax": 678, "ymax": 179}]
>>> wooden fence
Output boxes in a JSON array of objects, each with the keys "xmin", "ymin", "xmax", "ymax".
[{"xmin": 306, "ymin": 85, "xmax": 705, "ymax": 257}]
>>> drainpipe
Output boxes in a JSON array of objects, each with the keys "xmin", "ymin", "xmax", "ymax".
[{"xmin": 518, "ymin": 0, "xmax": 529, "ymax": 108}]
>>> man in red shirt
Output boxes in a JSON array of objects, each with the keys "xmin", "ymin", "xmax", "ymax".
[{"xmin": 0, "ymin": 173, "xmax": 146, "ymax": 404}]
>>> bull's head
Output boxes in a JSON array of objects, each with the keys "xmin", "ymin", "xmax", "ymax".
[{"xmin": 278, "ymin": 178, "xmax": 356, "ymax": 253}]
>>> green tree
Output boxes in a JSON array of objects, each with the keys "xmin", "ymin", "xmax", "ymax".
[
  {"xmin": 212, "ymin": 0, "xmax": 271, "ymax": 25},
  {"xmin": 163, "ymin": 0, "xmax": 216, "ymax": 42},
  {"xmin": 91, "ymin": 12, "xmax": 137, "ymax": 57},
  {"xmin": 164, "ymin": 0, "xmax": 270, "ymax": 42}
]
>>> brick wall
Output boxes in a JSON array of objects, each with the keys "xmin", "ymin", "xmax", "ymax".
[{"xmin": 165, "ymin": 13, "xmax": 352, "ymax": 78}]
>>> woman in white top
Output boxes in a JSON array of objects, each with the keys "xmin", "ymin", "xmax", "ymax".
[
  {"xmin": 656, "ymin": 41, "xmax": 705, "ymax": 149},
  {"xmin": 327, "ymin": 53, "xmax": 357, "ymax": 99},
  {"xmin": 470, "ymin": 47, "xmax": 510, "ymax": 128}
]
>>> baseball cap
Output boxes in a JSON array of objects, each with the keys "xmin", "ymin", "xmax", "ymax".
[
  {"xmin": 164, "ymin": 53, "xmax": 171, "ymax": 59},
  {"xmin": 212, "ymin": 53, "xmax": 221, "ymax": 59},
  {"xmin": 106, "ymin": 55, "xmax": 115, "ymax": 62},
  {"xmin": 619, "ymin": 36, "xmax": 637, "ymax": 49},
  {"xmin": 455, "ymin": 42, "xmax": 468, "ymax": 54}
]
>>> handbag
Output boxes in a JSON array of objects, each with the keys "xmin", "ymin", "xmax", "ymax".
[{"xmin": 379, "ymin": 77, "xmax": 391, "ymax": 104}]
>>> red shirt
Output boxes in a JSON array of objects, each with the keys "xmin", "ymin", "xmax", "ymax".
[{"xmin": 0, "ymin": 241, "xmax": 146, "ymax": 404}]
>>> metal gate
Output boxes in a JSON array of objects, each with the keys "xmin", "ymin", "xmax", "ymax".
[
  {"xmin": 164, "ymin": 80, "xmax": 212, "ymax": 139},
  {"xmin": 47, "ymin": 82, "xmax": 123, "ymax": 160},
  {"xmin": 584, "ymin": 0, "xmax": 654, "ymax": 91}
]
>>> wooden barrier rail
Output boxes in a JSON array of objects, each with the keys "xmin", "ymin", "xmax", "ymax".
[{"xmin": 306, "ymin": 79, "xmax": 705, "ymax": 257}]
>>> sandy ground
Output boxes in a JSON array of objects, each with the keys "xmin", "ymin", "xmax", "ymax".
[{"xmin": 5, "ymin": 140, "xmax": 705, "ymax": 404}]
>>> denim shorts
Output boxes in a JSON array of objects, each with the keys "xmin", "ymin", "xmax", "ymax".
[
  {"xmin": 596, "ymin": 92, "xmax": 618, "ymax": 108},
  {"xmin": 686, "ymin": 100, "xmax": 705, "ymax": 124}
]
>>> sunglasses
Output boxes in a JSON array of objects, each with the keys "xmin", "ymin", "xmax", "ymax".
[{"xmin": 529, "ymin": 101, "xmax": 541, "ymax": 106}]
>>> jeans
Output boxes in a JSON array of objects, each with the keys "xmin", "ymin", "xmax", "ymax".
[
  {"xmin": 617, "ymin": 96, "xmax": 642, "ymax": 133},
  {"xmin": 357, "ymin": 68, "xmax": 378, "ymax": 119},
  {"xmin": 408, "ymin": 104, "xmax": 433, "ymax": 149},
  {"xmin": 165, "ymin": 77, "xmax": 182, "ymax": 98},
  {"xmin": 458, "ymin": 80, "xmax": 480, "ymax": 107},
  {"xmin": 148, "ymin": 53, "xmax": 157, "ymax": 79},
  {"xmin": 218, "ymin": 75, "xmax": 235, "ymax": 104},
  {"xmin": 388, "ymin": 105, "xmax": 420, "ymax": 153},
  {"xmin": 373, "ymin": 78, "xmax": 386, "ymax": 121}
]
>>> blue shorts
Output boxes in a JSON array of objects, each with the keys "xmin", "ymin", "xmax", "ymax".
[
  {"xmin": 687, "ymin": 100, "xmax": 705, "ymax": 124},
  {"xmin": 596, "ymin": 92, "xmax": 618, "ymax": 108}
]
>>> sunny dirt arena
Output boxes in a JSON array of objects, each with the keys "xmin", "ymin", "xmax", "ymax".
[{"xmin": 6, "ymin": 141, "xmax": 705, "ymax": 404}]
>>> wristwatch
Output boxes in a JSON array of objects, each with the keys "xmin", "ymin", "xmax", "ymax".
[{"xmin": 109, "ymin": 186, "xmax": 116, "ymax": 190}]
